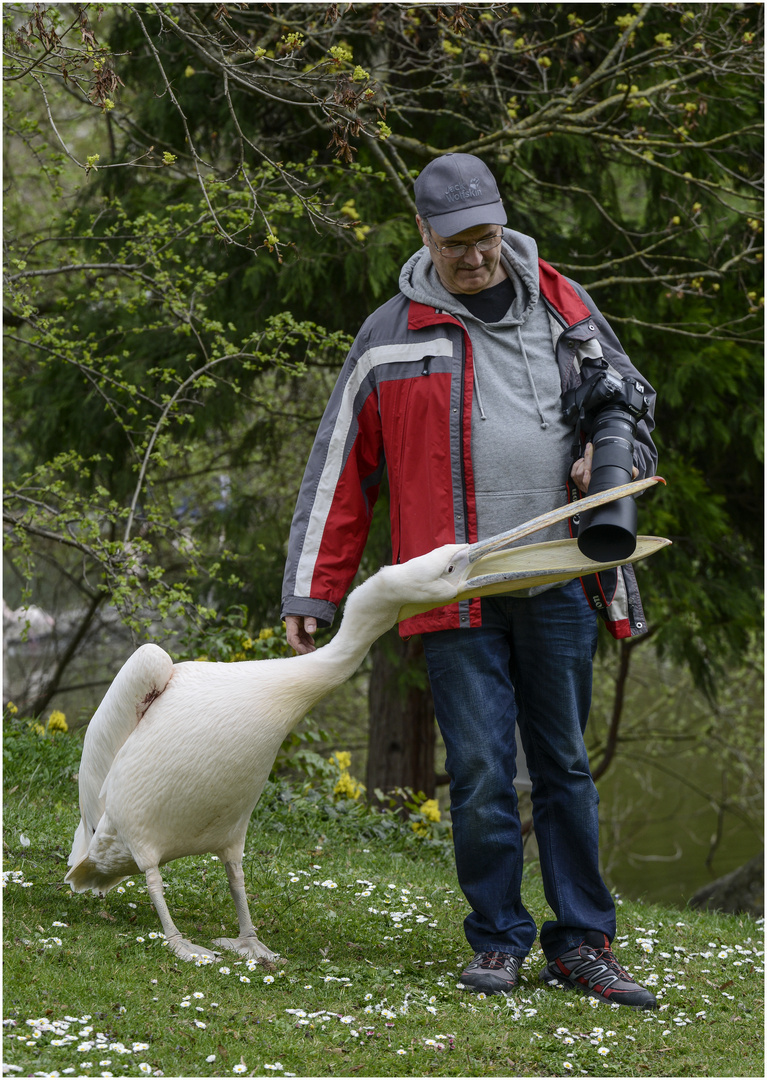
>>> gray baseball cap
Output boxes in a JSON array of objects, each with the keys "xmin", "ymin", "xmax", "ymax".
[{"xmin": 414, "ymin": 153, "xmax": 507, "ymax": 237}]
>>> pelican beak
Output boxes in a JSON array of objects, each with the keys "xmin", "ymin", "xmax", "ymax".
[
  {"xmin": 396, "ymin": 477, "xmax": 669, "ymax": 623},
  {"xmin": 452, "ymin": 534, "xmax": 671, "ymax": 601},
  {"xmin": 463, "ymin": 475, "xmax": 664, "ymax": 568}
]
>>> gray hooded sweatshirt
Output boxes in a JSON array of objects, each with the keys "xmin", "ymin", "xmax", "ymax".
[{"xmin": 399, "ymin": 228, "xmax": 574, "ymax": 547}]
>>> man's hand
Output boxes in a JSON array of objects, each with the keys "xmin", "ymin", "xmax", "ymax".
[
  {"xmin": 570, "ymin": 442, "xmax": 594, "ymax": 493},
  {"xmin": 570, "ymin": 441, "xmax": 639, "ymax": 494},
  {"xmin": 285, "ymin": 614, "xmax": 318, "ymax": 654}
]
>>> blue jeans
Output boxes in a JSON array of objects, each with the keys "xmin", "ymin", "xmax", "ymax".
[{"xmin": 421, "ymin": 581, "xmax": 616, "ymax": 961}]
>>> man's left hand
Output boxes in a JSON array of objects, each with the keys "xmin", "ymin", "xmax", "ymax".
[
  {"xmin": 570, "ymin": 442, "xmax": 639, "ymax": 493},
  {"xmin": 570, "ymin": 442, "xmax": 593, "ymax": 493}
]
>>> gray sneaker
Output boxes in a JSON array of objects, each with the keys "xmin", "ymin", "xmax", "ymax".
[
  {"xmin": 540, "ymin": 933, "xmax": 657, "ymax": 1009},
  {"xmin": 459, "ymin": 950, "xmax": 521, "ymax": 994}
]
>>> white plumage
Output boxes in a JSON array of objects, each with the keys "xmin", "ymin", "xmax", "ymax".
[
  {"xmin": 65, "ymin": 479, "xmax": 669, "ymax": 963},
  {"xmin": 66, "ymin": 544, "xmax": 469, "ymax": 962}
]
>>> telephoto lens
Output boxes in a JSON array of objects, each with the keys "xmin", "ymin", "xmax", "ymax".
[
  {"xmin": 562, "ymin": 366, "xmax": 650, "ymax": 562},
  {"xmin": 576, "ymin": 405, "xmax": 640, "ymax": 562}
]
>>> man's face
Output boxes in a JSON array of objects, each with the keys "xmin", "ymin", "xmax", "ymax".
[{"xmin": 416, "ymin": 216, "xmax": 506, "ymax": 295}]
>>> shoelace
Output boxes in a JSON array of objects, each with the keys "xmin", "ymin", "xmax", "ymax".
[
  {"xmin": 477, "ymin": 951, "xmax": 513, "ymax": 970},
  {"xmin": 582, "ymin": 944, "xmax": 630, "ymax": 980}
]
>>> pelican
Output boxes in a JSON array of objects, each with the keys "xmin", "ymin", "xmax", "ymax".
[{"xmin": 66, "ymin": 478, "xmax": 668, "ymax": 963}]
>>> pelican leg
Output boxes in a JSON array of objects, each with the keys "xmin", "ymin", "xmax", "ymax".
[
  {"xmin": 145, "ymin": 866, "xmax": 220, "ymax": 962},
  {"xmin": 213, "ymin": 859, "xmax": 278, "ymax": 961}
]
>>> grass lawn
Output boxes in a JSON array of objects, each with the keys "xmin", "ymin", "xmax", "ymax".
[{"xmin": 3, "ymin": 720, "xmax": 764, "ymax": 1078}]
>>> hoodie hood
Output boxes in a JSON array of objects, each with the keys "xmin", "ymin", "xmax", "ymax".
[{"xmin": 399, "ymin": 227, "xmax": 541, "ymax": 327}]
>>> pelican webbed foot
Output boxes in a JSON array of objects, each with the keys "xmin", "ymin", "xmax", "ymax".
[
  {"xmin": 165, "ymin": 935, "xmax": 221, "ymax": 963},
  {"xmin": 212, "ymin": 932, "xmax": 278, "ymax": 961}
]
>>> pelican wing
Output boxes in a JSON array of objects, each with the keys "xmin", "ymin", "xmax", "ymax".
[{"xmin": 68, "ymin": 643, "xmax": 173, "ymax": 868}]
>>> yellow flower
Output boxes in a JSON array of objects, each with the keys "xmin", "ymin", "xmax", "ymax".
[
  {"xmin": 333, "ymin": 751, "xmax": 352, "ymax": 771},
  {"xmin": 5, "ymin": 701, "xmax": 18, "ymax": 715},
  {"xmin": 30, "ymin": 722, "xmax": 46, "ymax": 737},
  {"xmin": 334, "ymin": 770, "xmax": 364, "ymax": 800},
  {"xmin": 329, "ymin": 44, "xmax": 353, "ymax": 64},
  {"xmin": 420, "ymin": 798, "xmax": 441, "ymax": 823},
  {"xmin": 47, "ymin": 710, "xmax": 68, "ymax": 734}
]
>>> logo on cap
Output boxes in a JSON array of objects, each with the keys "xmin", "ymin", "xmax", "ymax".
[{"xmin": 444, "ymin": 177, "xmax": 482, "ymax": 204}]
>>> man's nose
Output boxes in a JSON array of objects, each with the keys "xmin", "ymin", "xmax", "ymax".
[{"xmin": 461, "ymin": 243, "xmax": 485, "ymax": 266}]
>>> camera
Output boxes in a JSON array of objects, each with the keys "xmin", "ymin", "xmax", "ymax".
[{"xmin": 562, "ymin": 361, "xmax": 650, "ymax": 562}]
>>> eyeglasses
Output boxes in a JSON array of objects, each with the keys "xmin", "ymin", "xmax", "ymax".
[{"xmin": 426, "ymin": 232, "xmax": 503, "ymax": 259}]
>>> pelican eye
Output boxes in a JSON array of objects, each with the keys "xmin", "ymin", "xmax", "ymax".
[{"xmin": 446, "ymin": 563, "xmax": 456, "ymax": 574}]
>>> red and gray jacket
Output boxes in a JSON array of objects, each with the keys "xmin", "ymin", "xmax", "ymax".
[{"xmin": 281, "ymin": 257, "xmax": 657, "ymax": 639}]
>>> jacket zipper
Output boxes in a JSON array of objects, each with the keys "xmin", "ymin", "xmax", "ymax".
[{"xmin": 458, "ymin": 329, "xmax": 471, "ymax": 546}]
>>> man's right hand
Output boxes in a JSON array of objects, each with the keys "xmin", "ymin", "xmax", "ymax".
[{"xmin": 285, "ymin": 615, "xmax": 318, "ymax": 654}]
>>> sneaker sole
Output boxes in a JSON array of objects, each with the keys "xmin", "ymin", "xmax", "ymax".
[
  {"xmin": 459, "ymin": 974, "xmax": 519, "ymax": 995},
  {"xmin": 459, "ymin": 981, "xmax": 517, "ymax": 996},
  {"xmin": 540, "ymin": 969, "xmax": 657, "ymax": 1010}
]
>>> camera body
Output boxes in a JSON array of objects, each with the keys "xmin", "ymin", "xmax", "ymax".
[{"xmin": 562, "ymin": 362, "xmax": 650, "ymax": 562}]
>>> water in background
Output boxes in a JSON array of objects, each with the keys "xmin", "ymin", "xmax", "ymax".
[
  {"xmin": 588, "ymin": 646, "xmax": 763, "ymax": 909},
  {"xmin": 597, "ymin": 758, "xmax": 762, "ymax": 908}
]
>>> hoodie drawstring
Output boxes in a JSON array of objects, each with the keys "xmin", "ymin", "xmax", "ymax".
[
  {"xmin": 517, "ymin": 324, "xmax": 549, "ymax": 430},
  {"xmin": 473, "ymin": 362, "xmax": 488, "ymax": 420},
  {"xmin": 472, "ymin": 324, "xmax": 549, "ymax": 428}
]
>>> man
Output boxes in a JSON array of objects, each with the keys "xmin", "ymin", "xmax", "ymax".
[{"xmin": 282, "ymin": 154, "xmax": 658, "ymax": 1008}]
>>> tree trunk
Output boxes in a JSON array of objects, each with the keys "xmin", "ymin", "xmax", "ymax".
[{"xmin": 366, "ymin": 626, "xmax": 436, "ymax": 799}]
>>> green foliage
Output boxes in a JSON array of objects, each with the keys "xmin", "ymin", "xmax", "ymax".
[{"xmin": 175, "ymin": 607, "xmax": 292, "ymax": 664}]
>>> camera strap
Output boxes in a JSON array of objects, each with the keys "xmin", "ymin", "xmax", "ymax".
[{"xmin": 569, "ymin": 371, "xmax": 603, "ymax": 462}]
